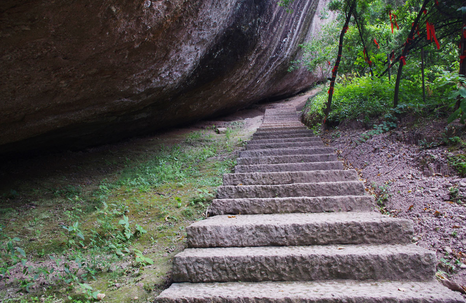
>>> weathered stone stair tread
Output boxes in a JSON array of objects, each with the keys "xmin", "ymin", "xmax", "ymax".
[
  {"xmin": 246, "ymin": 142, "xmax": 324, "ymax": 150},
  {"xmin": 235, "ymin": 161, "xmax": 343, "ymax": 173},
  {"xmin": 253, "ymin": 133, "xmax": 315, "ymax": 139},
  {"xmin": 223, "ymin": 170, "xmax": 358, "ymax": 185},
  {"xmin": 157, "ymin": 280, "xmax": 465, "ymax": 302},
  {"xmin": 247, "ymin": 137, "xmax": 322, "ymax": 144},
  {"xmin": 237, "ymin": 154, "xmax": 337, "ymax": 165},
  {"xmin": 209, "ymin": 196, "xmax": 375, "ymax": 215},
  {"xmin": 239, "ymin": 147, "xmax": 334, "ymax": 157},
  {"xmin": 172, "ymin": 244, "xmax": 436, "ymax": 282},
  {"xmin": 217, "ymin": 181, "xmax": 365, "ymax": 198},
  {"xmin": 254, "ymin": 127, "xmax": 310, "ymax": 134},
  {"xmin": 253, "ymin": 129, "xmax": 311, "ymax": 135},
  {"xmin": 187, "ymin": 212, "xmax": 413, "ymax": 247}
]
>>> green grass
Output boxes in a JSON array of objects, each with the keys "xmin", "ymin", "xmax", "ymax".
[{"xmin": 0, "ymin": 123, "xmax": 250, "ymax": 302}]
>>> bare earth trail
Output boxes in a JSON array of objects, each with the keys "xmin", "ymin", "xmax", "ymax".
[{"xmin": 156, "ymin": 103, "xmax": 465, "ymax": 302}]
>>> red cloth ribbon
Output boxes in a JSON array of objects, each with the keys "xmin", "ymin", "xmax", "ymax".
[
  {"xmin": 394, "ymin": 14, "xmax": 399, "ymax": 30},
  {"xmin": 400, "ymin": 56, "xmax": 406, "ymax": 65},
  {"xmin": 332, "ymin": 66, "xmax": 337, "ymax": 73},
  {"xmin": 426, "ymin": 21, "xmax": 440, "ymax": 49},
  {"xmin": 374, "ymin": 38, "xmax": 380, "ymax": 49},
  {"xmin": 328, "ymin": 87, "xmax": 334, "ymax": 94},
  {"xmin": 423, "ymin": 9, "xmax": 427, "ymax": 15},
  {"xmin": 343, "ymin": 26, "xmax": 348, "ymax": 33},
  {"xmin": 389, "ymin": 11, "xmax": 394, "ymax": 33},
  {"xmin": 435, "ymin": 0, "xmax": 439, "ymax": 5},
  {"xmin": 412, "ymin": 23, "xmax": 420, "ymax": 36},
  {"xmin": 426, "ymin": 21, "xmax": 431, "ymax": 40},
  {"xmin": 328, "ymin": 61, "xmax": 331, "ymax": 65},
  {"xmin": 461, "ymin": 55, "xmax": 466, "ymax": 64}
]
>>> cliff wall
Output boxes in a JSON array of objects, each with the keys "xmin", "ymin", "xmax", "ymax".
[{"xmin": 0, "ymin": 0, "xmax": 324, "ymax": 154}]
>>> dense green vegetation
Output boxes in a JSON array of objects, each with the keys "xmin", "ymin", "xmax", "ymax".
[{"xmin": 297, "ymin": 0, "xmax": 465, "ymax": 129}]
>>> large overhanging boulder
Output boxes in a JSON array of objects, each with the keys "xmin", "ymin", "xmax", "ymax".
[{"xmin": 0, "ymin": 0, "xmax": 325, "ymax": 155}]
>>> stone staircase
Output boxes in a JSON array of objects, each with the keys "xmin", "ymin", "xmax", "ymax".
[{"xmin": 156, "ymin": 105, "xmax": 464, "ymax": 302}]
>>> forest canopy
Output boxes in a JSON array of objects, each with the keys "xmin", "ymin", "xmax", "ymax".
[{"xmin": 289, "ymin": 0, "xmax": 466, "ymax": 128}]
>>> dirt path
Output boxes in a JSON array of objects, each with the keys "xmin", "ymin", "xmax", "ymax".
[{"xmin": 322, "ymin": 126, "xmax": 466, "ymax": 296}]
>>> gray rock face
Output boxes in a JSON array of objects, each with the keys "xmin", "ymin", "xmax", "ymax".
[{"xmin": 0, "ymin": 0, "xmax": 322, "ymax": 154}]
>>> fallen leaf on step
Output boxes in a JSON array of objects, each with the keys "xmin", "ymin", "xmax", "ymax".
[
  {"xmin": 398, "ymin": 288, "xmax": 406, "ymax": 292},
  {"xmin": 228, "ymin": 215, "xmax": 236, "ymax": 218},
  {"xmin": 337, "ymin": 247, "xmax": 345, "ymax": 250},
  {"xmin": 408, "ymin": 205, "xmax": 414, "ymax": 211}
]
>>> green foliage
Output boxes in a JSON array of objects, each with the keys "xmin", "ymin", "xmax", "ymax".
[
  {"xmin": 297, "ymin": 21, "xmax": 340, "ymax": 77},
  {"xmin": 62, "ymin": 222, "xmax": 85, "ymax": 248},
  {"xmin": 297, "ymin": 0, "xmax": 463, "ymax": 127},
  {"xmin": 133, "ymin": 249, "xmax": 153, "ymax": 266},
  {"xmin": 372, "ymin": 182, "xmax": 391, "ymax": 208},
  {"xmin": 449, "ymin": 155, "xmax": 466, "ymax": 177},
  {"xmin": 446, "ymin": 75, "xmax": 466, "ymax": 124},
  {"xmin": 302, "ymin": 68, "xmax": 458, "ymax": 128},
  {"xmin": 0, "ymin": 226, "xmax": 27, "ymax": 276}
]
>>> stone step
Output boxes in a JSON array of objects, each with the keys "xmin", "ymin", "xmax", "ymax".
[
  {"xmin": 239, "ymin": 147, "xmax": 333, "ymax": 158},
  {"xmin": 234, "ymin": 161, "xmax": 343, "ymax": 173},
  {"xmin": 187, "ymin": 212, "xmax": 413, "ymax": 248},
  {"xmin": 254, "ymin": 129, "xmax": 310, "ymax": 136},
  {"xmin": 223, "ymin": 170, "xmax": 358, "ymax": 186},
  {"xmin": 246, "ymin": 141, "xmax": 324, "ymax": 150},
  {"xmin": 260, "ymin": 124, "xmax": 304, "ymax": 128},
  {"xmin": 262, "ymin": 118, "xmax": 299, "ymax": 121},
  {"xmin": 263, "ymin": 118, "xmax": 299, "ymax": 120},
  {"xmin": 156, "ymin": 280, "xmax": 465, "ymax": 303},
  {"xmin": 216, "ymin": 181, "xmax": 364, "ymax": 199},
  {"xmin": 172, "ymin": 244, "xmax": 436, "ymax": 283},
  {"xmin": 253, "ymin": 132, "xmax": 315, "ymax": 140},
  {"xmin": 247, "ymin": 137, "xmax": 322, "ymax": 144},
  {"xmin": 237, "ymin": 154, "xmax": 337, "ymax": 165},
  {"xmin": 208, "ymin": 195, "xmax": 375, "ymax": 215},
  {"xmin": 255, "ymin": 127, "xmax": 308, "ymax": 132}
]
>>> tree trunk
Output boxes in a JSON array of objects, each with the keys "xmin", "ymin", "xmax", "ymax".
[
  {"xmin": 324, "ymin": 0, "xmax": 356, "ymax": 122},
  {"xmin": 354, "ymin": 10, "xmax": 374, "ymax": 78},
  {"xmin": 393, "ymin": 0, "xmax": 430, "ymax": 108},
  {"xmin": 459, "ymin": 1, "xmax": 466, "ymax": 76}
]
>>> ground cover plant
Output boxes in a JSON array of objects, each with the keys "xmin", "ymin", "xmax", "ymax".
[{"xmin": 0, "ymin": 121, "xmax": 252, "ymax": 302}]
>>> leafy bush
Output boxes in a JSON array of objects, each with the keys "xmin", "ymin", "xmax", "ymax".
[{"xmin": 302, "ymin": 70, "xmax": 458, "ymax": 128}]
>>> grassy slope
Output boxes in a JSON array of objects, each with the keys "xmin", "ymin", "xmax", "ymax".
[{"xmin": 0, "ymin": 122, "xmax": 256, "ymax": 302}]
